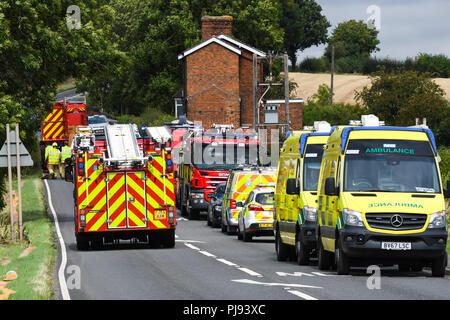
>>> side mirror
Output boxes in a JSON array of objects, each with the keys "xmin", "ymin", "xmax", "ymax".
[
  {"xmin": 325, "ymin": 177, "xmax": 337, "ymax": 196},
  {"xmin": 64, "ymin": 166, "xmax": 73, "ymax": 183},
  {"xmin": 444, "ymin": 179, "xmax": 450, "ymax": 198},
  {"xmin": 286, "ymin": 178, "xmax": 299, "ymax": 195},
  {"xmin": 236, "ymin": 201, "xmax": 244, "ymax": 207}
]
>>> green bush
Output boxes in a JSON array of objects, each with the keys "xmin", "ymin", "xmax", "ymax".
[
  {"xmin": 299, "ymin": 57, "xmax": 329, "ymax": 73},
  {"xmin": 439, "ymin": 146, "xmax": 450, "ymax": 184},
  {"xmin": 117, "ymin": 108, "xmax": 175, "ymax": 129}
]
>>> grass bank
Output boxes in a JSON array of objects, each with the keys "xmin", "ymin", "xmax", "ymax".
[{"xmin": 0, "ymin": 174, "xmax": 55, "ymax": 300}]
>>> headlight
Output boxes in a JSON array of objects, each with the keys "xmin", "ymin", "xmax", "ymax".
[
  {"xmin": 191, "ymin": 193, "xmax": 204, "ymax": 199},
  {"xmin": 343, "ymin": 208, "xmax": 364, "ymax": 227},
  {"xmin": 303, "ymin": 206, "xmax": 317, "ymax": 222},
  {"xmin": 428, "ymin": 211, "xmax": 446, "ymax": 229}
]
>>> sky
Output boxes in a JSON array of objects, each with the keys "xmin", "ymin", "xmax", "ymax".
[{"xmin": 296, "ymin": 0, "xmax": 450, "ymax": 62}]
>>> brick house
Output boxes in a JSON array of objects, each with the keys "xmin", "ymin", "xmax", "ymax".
[{"xmin": 177, "ymin": 15, "xmax": 303, "ymax": 136}]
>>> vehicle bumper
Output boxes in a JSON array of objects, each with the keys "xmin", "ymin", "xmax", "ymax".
[
  {"xmin": 339, "ymin": 226, "xmax": 448, "ymax": 263},
  {"xmin": 299, "ymin": 221, "xmax": 316, "ymax": 248},
  {"xmin": 246, "ymin": 222, "xmax": 275, "ymax": 237},
  {"xmin": 190, "ymin": 199, "xmax": 209, "ymax": 210}
]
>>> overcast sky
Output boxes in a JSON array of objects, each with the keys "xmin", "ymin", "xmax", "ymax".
[{"xmin": 296, "ymin": 0, "xmax": 450, "ymax": 61}]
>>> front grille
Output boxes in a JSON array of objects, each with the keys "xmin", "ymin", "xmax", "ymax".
[{"xmin": 365, "ymin": 213, "xmax": 427, "ymax": 231}]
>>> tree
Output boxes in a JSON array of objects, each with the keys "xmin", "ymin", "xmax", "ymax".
[
  {"xmin": 324, "ymin": 19, "xmax": 380, "ymax": 60},
  {"xmin": 280, "ymin": 0, "xmax": 330, "ymax": 71},
  {"xmin": 355, "ymin": 70, "xmax": 450, "ymax": 145}
]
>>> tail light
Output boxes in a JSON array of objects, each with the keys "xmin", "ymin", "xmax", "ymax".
[
  {"xmin": 80, "ymin": 208, "xmax": 86, "ymax": 227},
  {"xmin": 249, "ymin": 204, "xmax": 263, "ymax": 212},
  {"xmin": 230, "ymin": 199, "xmax": 236, "ymax": 209},
  {"xmin": 166, "ymin": 152, "xmax": 173, "ymax": 173},
  {"xmin": 78, "ymin": 155, "xmax": 85, "ymax": 176},
  {"xmin": 168, "ymin": 206, "xmax": 175, "ymax": 224}
]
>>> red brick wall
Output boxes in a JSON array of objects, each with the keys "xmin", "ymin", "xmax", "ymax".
[
  {"xmin": 201, "ymin": 16, "xmax": 233, "ymax": 41},
  {"xmin": 239, "ymin": 50, "xmax": 263, "ymax": 127},
  {"xmin": 187, "ymin": 86, "xmax": 240, "ymax": 129},
  {"xmin": 186, "ymin": 42, "xmax": 240, "ymax": 98}
]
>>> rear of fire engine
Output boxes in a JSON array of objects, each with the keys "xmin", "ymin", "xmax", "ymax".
[{"xmin": 67, "ymin": 124, "xmax": 176, "ymax": 250}]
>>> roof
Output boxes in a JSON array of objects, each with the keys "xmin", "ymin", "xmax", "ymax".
[
  {"xmin": 178, "ymin": 37, "xmax": 241, "ymax": 60},
  {"xmin": 178, "ymin": 35, "xmax": 266, "ymax": 60}
]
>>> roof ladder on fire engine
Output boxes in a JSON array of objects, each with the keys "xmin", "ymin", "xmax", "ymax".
[{"xmin": 104, "ymin": 124, "xmax": 145, "ymax": 168}]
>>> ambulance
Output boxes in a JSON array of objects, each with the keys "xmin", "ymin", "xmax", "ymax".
[
  {"xmin": 221, "ymin": 167, "xmax": 277, "ymax": 235},
  {"xmin": 316, "ymin": 115, "xmax": 449, "ymax": 276},
  {"xmin": 274, "ymin": 122, "xmax": 332, "ymax": 265}
]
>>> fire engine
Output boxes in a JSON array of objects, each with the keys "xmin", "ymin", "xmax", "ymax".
[
  {"xmin": 178, "ymin": 124, "xmax": 260, "ymax": 219},
  {"xmin": 41, "ymin": 96, "xmax": 88, "ymax": 173},
  {"xmin": 65, "ymin": 124, "xmax": 176, "ymax": 250}
]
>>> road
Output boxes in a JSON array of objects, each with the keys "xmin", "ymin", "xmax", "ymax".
[{"xmin": 44, "ymin": 179, "xmax": 450, "ymax": 301}]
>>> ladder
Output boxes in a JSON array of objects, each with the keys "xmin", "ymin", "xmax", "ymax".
[{"xmin": 105, "ymin": 124, "xmax": 145, "ymax": 167}]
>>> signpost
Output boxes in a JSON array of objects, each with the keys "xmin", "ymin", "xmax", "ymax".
[{"xmin": 0, "ymin": 124, "xmax": 33, "ymax": 240}]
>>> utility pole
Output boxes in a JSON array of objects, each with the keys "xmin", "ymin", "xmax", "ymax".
[
  {"xmin": 284, "ymin": 53, "xmax": 290, "ymax": 130},
  {"xmin": 6, "ymin": 124, "xmax": 14, "ymax": 240},
  {"xmin": 330, "ymin": 45, "xmax": 335, "ymax": 106},
  {"xmin": 16, "ymin": 124, "xmax": 23, "ymax": 241},
  {"xmin": 253, "ymin": 53, "xmax": 258, "ymax": 129}
]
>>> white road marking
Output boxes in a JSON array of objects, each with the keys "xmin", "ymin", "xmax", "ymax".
[
  {"xmin": 176, "ymin": 239, "xmax": 206, "ymax": 243},
  {"xmin": 311, "ymin": 272, "xmax": 335, "ymax": 277},
  {"xmin": 238, "ymin": 268, "xmax": 263, "ymax": 277},
  {"xmin": 44, "ymin": 179, "xmax": 70, "ymax": 300},
  {"xmin": 184, "ymin": 243, "xmax": 200, "ymax": 250},
  {"xmin": 216, "ymin": 258, "xmax": 238, "ymax": 267},
  {"xmin": 199, "ymin": 251, "xmax": 216, "ymax": 258},
  {"xmin": 232, "ymin": 279, "xmax": 321, "ymax": 289},
  {"xmin": 287, "ymin": 289, "xmax": 319, "ymax": 300},
  {"xmin": 276, "ymin": 271, "xmax": 314, "ymax": 277}
]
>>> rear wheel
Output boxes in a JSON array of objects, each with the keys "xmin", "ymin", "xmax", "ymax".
[
  {"xmin": 76, "ymin": 234, "xmax": 90, "ymax": 251},
  {"xmin": 242, "ymin": 224, "xmax": 252, "ymax": 242},
  {"xmin": 162, "ymin": 229, "xmax": 175, "ymax": 248},
  {"xmin": 237, "ymin": 225, "xmax": 243, "ymax": 240},
  {"xmin": 275, "ymin": 229, "xmax": 289, "ymax": 261}
]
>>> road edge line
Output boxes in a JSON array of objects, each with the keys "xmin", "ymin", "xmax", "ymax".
[{"xmin": 44, "ymin": 179, "xmax": 71, "ymax": 300}]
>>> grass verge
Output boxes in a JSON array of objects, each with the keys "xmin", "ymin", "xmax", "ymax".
[{"xmin": 0, "ymin": 174, "xmax": 55, "ymax": 299}]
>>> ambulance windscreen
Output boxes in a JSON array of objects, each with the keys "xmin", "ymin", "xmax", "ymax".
[
  {"xmin": 343, "ymin": 139, "xmax": 440, "ymax": 193},
  {"xmin": 303, "ymin": 144, "xmax": 324, "ymax": 191}
]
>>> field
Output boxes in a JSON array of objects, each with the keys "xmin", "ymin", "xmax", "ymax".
[{"xmin": 290, "ymin": 72, "xmax": 450, "ymax": 104}]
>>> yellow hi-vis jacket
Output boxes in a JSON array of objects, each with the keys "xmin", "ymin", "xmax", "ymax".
[
  {"xmin": 47, "ymin": 148, "xmax": 61, "ymax": 165},
  {"xmin": 60, "ymin": 146, "xmax": 72, "ymax": 163},
  {"xmin": 45, "ymin": 145, "xmax": 53, "ymax": 160}
]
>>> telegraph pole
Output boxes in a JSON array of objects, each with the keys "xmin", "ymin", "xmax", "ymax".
[{"xmin": 330, "ymin": 45, "xmax": 335, "ymax": 106}]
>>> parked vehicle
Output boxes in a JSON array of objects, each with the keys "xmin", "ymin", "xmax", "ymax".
[
  {"xmin": 274, "ymin": 121, "xmax": 332, "ymax": 265},
  {"xmin": 237, "ymin": 187, "xmax": 275, "ymax": 242},
  {"xmin": 221, "ymin": 167, "xmax": 277, "ymax": 235},
  {"xmin": 65, "ymin": 124, "xmax": 176, "ymax": 250},
  {"xmin": 316, "ymin": 115, "xmax": 449, "ymax": 276},
  {"xmin": 207, "ymin": 183, "xmax": 227, "ymax": 228}
]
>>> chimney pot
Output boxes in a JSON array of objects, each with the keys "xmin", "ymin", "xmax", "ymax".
[{"xmin": 201, "ymin": 15, "xmax": 233, "ymax": 41}]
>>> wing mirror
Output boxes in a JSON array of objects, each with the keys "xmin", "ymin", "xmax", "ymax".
[
  {"xmin": 325, "ymin": 177, "xmax": 337, "ymax": 196},
  {"xmin": 286, "ymin": 178, "xmax": 299, "ymax": 195}
]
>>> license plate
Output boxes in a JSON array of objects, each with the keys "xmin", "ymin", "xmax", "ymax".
[
  {"xmin": 155, "ymin": 210, "xmax": 166, "ymax": 220},
  {"xmin": 259, "ymin": 223, "xmax": 273, "ymax": 228},
  {"xmin": 381, "ymin": 242, "xmax": 411, "ymax": 250}
]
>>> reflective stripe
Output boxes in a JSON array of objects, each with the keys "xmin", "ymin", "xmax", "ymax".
[
  {"xmin": 61, "ymin": 146, "xmax": 72, "ymax": 162},
  {"xmin": 48, "ymin": 149, "xmax": 61, "ymax": 165}
]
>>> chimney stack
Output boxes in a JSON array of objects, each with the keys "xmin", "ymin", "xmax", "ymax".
[{"xmin": 201, "ymin": 15, "xmax": 233, "ymax": 41}]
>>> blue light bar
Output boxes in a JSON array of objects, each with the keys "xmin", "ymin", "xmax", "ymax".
[
  {"xmin": 299, "ymin": 132, "xmax": 330, "ymax": 157},
  {"xmin": 340, "ymin": 126, "xmax": 438, "ymax": 154}
]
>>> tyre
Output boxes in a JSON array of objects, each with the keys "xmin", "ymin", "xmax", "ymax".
[
  {"xmin": 275, "ymin": 229, "xmax": 289, "ymax": 261},
  {"xmin": 335, "ymin": 243, "xmax": 350, "ymax": 275},
  {"xmin": 226, "ymin": 224, "xmax": 235, "ymax": 235},
  {"xmin": 295, "ymin": 235, "xmax": 309, "ymax": 265},
  {"xmin": 207, "ymin": 211, "xmax": 212, "ymax": 226},
  {"xmin": 237, "ymin": 225, "xmax": 243, "ymax": 240},
  {"xmin": 76, "ymin": 234, "xmax": 90, "ymax": 251},
  {"xmin": 162, "ymin": 229, "xmax": 175, "ymax": 248},
  {"xmin": 317, "ymin": 235, "xmax": 333, "ymax": 270},
  {"xmin": 221, "ymin": 221, "xmax": 227, "ymax": 233},
  {"xmin": 431, "ymin": 254, "xmax": 447, "ymax": 277},
  {"xmin": 243, "ymin": 225, "xmax": 252, "ymax": 242}
]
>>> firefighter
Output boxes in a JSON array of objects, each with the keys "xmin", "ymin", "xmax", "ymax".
[
  {"xmin": 44, "ymin": 143, "xmax": 53, "ymax": 172},
  {"xmin": 47, "ymin": 143, "xmax": 61, "ymax": 179},
  {"xmin": 60, "ymin": 141, "xmax": 72, "ymax": 179}
]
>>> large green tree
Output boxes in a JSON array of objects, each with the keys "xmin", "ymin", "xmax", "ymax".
[
  {"xmin": 280, "ymin": 0, "xmax": 330, "ymax": 70},
  {"xmin": 355, "ymin": 70, "xmax": 450, "ymax": 145},
  {"xmin": 325, "ymin": 19, "xmax": 380, "ymax": 60}
]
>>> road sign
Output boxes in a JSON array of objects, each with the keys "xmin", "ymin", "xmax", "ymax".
[{"xmin": 0, "ymin": 130, "xmax": 33, "ymax": 167}]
